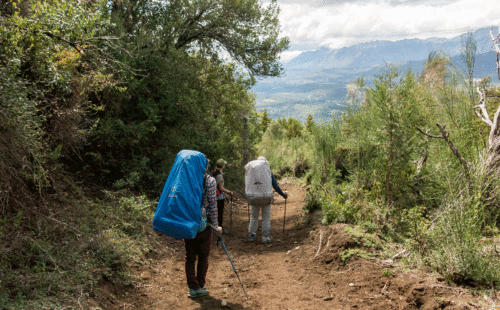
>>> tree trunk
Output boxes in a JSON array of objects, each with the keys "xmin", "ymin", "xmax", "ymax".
[
  {"xmin": 474, "ymin": 87, "xmax": 500, "ymax": 173},
  {"xmin": 242, "ymin": 116, "xmax": 250, "ymax": 166},
  {"xmin": 386, "ymin": 119, "xmax": 394, "ymax": 210}
]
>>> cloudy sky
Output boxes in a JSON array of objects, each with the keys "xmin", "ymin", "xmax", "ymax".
[{"xmin": 273, "ymin": 0, "xmax": 500, "ymax": 62}]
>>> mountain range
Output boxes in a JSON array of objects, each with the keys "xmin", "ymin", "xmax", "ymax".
[{"xmin": 251, "ymin": 27, "xmax": 500, "ymax": 122}]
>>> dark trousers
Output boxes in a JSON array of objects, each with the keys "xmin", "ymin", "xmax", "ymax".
[
  {"xmin": 217, "ymin": 199, "xmax": 225, "ymax": 227},
  {"xmin": 184, "ymin": 228, "xmax": 212, "ymax": 290}
]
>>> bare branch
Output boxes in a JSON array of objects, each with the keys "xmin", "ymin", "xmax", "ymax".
[
  {"xmin": 473, "ymin": 87, "xmax": 493, "ymax": 126},
  {"xmin": 39, "ymin": 30, "xmax": 81, "ymax": 53},
  {"xmin": 489, "ymin": 100, "xmax": 500, "ymax": 148},
  {"xmin": 436, "ymin": 123, "xmax": 473, "ymax": 194},
  {"xmin": 491, "ymin": 26, "xmax": 500, "ymax": 79},
  {"xmin": 78, "ymin": 36, "xmax": 120, "ymax": 42},
  {"xmin": 419, "ymin": 124, "xmax": 473, "ymax": 194},
  {"xmin": 416, "ymin": 127, "xmax": 443, "ymax": 139},
  {"xmin": 490, "ymin": 26, "xmax": 500, "ymax": 54}
]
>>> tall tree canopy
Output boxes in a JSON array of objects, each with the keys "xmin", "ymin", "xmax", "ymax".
[
  {"xmin": 108, "ymin": 0, "xmax": 289, "ymax": 77},
  {"xmin": 84, "ymin": 0, "xmax": 289, "ymax": 193}
]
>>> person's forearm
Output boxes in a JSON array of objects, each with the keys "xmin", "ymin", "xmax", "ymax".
[{"xmin": 219, "ymin": 185, "xmax": 232, "ymax": 195}]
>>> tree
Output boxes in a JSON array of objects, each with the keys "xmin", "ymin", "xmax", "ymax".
[
  {"xmin": 0, "ymin": 0, "xmax": 116, "ymax": 213},
  {"xmin": 108, "ymin": 0, "xmax": 289, "ymax": 78},
  {"xmin": 306, "ymin": 114, "xmax": 315, "ymax": 131},
  {"xmin": 474, "ymin": 87, "xmax": 500, "ymax": 172},
  {"xmin": 83, "ymin": 0, "xmax": 289, "ymax": 193},
  {"xmin": 286, "ymin": 117, "xmax": 303, "ymax": 139},
  {"xmin": 260, "ymin": 108, "xmax": 272, "ymax": 133},
  {"xmin": 460, "ymin": 30, "xmax": 477, "ymax": 106},
  {"xmin": 172, "ymin": 0, "xmax": 289, "ymax": 77},
  {"xmin": 357, "ymin": 67, "xmax": 423, "ymax": 209}
]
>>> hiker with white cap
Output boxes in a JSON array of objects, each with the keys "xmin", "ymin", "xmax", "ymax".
[
  {"xmin": 213, "ymin": 158, "xmax": 233, "ymax": 236},
  {"xmin": 245, "ymin": 156, "xmax": 287, "ymax": 244}
]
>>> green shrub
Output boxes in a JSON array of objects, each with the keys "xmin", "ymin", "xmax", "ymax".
[
  {"xmin": 381, "ymin": 268, "xmax": 393, "ymax": 277},
  {"xmin": 0, "ymin": 192, "xmax": 156, "ymax": 309},
  {"xmin": 303, "ymin": 189, "xmax": 322, "ymax": 213},
  {"xmin": 344, "ymin": 226, "xmax": 384, "ymax": 249},
  {"xmin": 426, "ymin": 195, "xmax": 500, "ymax": 285},
  {"xmin": 321, "ymin": 183, "xmax": 364, "ymax": 225}
]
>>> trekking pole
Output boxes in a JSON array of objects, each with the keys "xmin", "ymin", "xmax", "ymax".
[
  {"xmin": 283, "ymin": 197, "xmax": 287, "ymax": 236},
  {"xmin": 209, "ymin": 224, "xmax": 249, "ymax": 300},
  {"xmin": 229, "ymin": 196, "xmax": 233, "ymax": 235}
]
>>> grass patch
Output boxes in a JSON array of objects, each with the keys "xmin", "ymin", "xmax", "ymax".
[
  {"xmin": 381, "ymin": 268, "xmax": 393, "ymax": 277},
  {"xmin": 341, "ymin": 248, "xmax": 376, "ymax": 263},
  {"xmin": 344, "ymin": 226, "xmax": 384, "ymax": 250}
]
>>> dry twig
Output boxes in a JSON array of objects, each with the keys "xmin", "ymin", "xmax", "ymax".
[
  {"xmin": 314, "ymin": 229, "xmax": 325, "ymax": 258},
  {"xmin": 381, "ymin": 281, "xmax": 389, "ymax": 294}
]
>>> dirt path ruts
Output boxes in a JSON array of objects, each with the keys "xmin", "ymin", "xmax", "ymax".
[{"xmin": 95, "ymin": 179, "xmax": 498, "ymax": 310}]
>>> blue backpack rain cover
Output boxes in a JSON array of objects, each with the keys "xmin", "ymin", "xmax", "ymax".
[{"xmin": 153, "ymin": 150, "xmax": 207, "ymax": 240}]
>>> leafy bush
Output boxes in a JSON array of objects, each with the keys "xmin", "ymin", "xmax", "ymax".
[
  {"xmin": 304, "ymin": 189, "xmax": 322, "ymax": 213},
  {"xmin": 257, "ymin": 119, "xmax": 313, "ymax": 177},
  {"xmin": 426, "ymin": 195, "xmax": 500, "ymax": 286},
  {"xmin": 344, "ymin": 226, "xmax": 384, "ymax": 250},
  {"xmin": 320, "ymin": 183, "xmax": 375, "ymax": 225}
]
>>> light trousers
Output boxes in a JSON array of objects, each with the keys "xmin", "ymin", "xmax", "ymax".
[{"xmin": 248, "ymin": 204, "xmax": 271, "ymax": 238}]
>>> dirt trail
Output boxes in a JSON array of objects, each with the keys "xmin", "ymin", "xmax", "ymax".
[{"xmin": 96, "ymin": 180, "xmax": 498, "ymax": 309}]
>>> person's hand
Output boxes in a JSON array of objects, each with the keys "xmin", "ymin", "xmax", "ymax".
[
  {"xmin": 283, "ymin": 192, "xmax": 288, "ymax": 199},
  {"xmin": 217, "ymin": 226, "xmax": 223, "ymax": 235}
]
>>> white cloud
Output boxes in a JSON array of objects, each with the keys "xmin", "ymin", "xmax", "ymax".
[
  {"xmin": 275, "ymin": 0, "xmax": 500, "ymax": 51},
  {"xmin": 280, "ymin": 50, "xmax": 312, "ymax": 62}
]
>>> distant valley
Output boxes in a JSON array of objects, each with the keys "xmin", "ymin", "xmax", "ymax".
[{"xmin": 251, "ymin": 27, "xmax": 500, "ymax": 122}]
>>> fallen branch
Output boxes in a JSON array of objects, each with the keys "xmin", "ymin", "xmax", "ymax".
[
  {"xmin": 39, "ymin": 213, "xmax": 84, "ymax": 236},
  {"xmin": 316, "ymin": 232, "xmax": 334, "ymax": 258},
  {"xmin": 26, "ymin": 236, "xmax": 62, "ymax": 273},
  {"xmin": 383, "ymin": 249, "xmax": 407, "ymax": 264},
  {"xmin": 381, "ymin": 281, "xmax": 389, "ymax": 294},
  {"xmin": 314, "ymin": 229, "xmax": 325, "ymax": 258},
  {"xmin": 391, "ymin": 249, "xmax": 407, "ymax": 260}
]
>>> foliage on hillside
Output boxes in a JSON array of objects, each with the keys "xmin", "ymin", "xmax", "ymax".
[
  {"xmin": 258, "ymin": 48, "xmax": 500, "ymax": 287},
  {"xmin": 0, "ymin": 0, "xmax": 288, "ymax": 307}
]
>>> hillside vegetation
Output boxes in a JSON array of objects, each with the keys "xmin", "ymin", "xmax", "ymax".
[
  {"xmin": 258, "ymin": 45, "xmax": 500, "ymax": 290},
  {"xmin": 2, "ymin": 0, "xmax": 500, "ymax": 308}
]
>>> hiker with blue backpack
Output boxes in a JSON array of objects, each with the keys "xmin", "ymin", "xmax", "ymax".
[
  {"xmin": 245, "ymin": 156, "xmax": 287, "ymax": 244},
  {"xmin": 153, "ymin": 150, "xmax": 222, "ymax": 298}
]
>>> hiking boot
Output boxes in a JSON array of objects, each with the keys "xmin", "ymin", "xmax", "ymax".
[
  {"xmin": 249, "ymin": 234, "xmax": 255, "ymax": 242},
  {"xmin": 262, "ymin": 236, "xmax": 271, "ymax": 244},
  {"xmin": 188, "ymin": 288, "xmax": 208, "ymax": 298},
  {"xmin": 199, "ymin": 287, "xmax": 209, "ymax": 296}
]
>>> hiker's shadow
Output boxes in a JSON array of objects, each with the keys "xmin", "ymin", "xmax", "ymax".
[{"xmin": 191, "ymin": 295, "xmax": 248, "ymax": 310}]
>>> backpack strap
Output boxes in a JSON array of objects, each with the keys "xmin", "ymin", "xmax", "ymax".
[{"xmin": 201, "ymin": 170, "xmax": 208, "ymax": 207}]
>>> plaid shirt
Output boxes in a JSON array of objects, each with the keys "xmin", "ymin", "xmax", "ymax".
[{"xmin": 203, "ymin": 175, "xmax": 218, "ymax": 227}]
